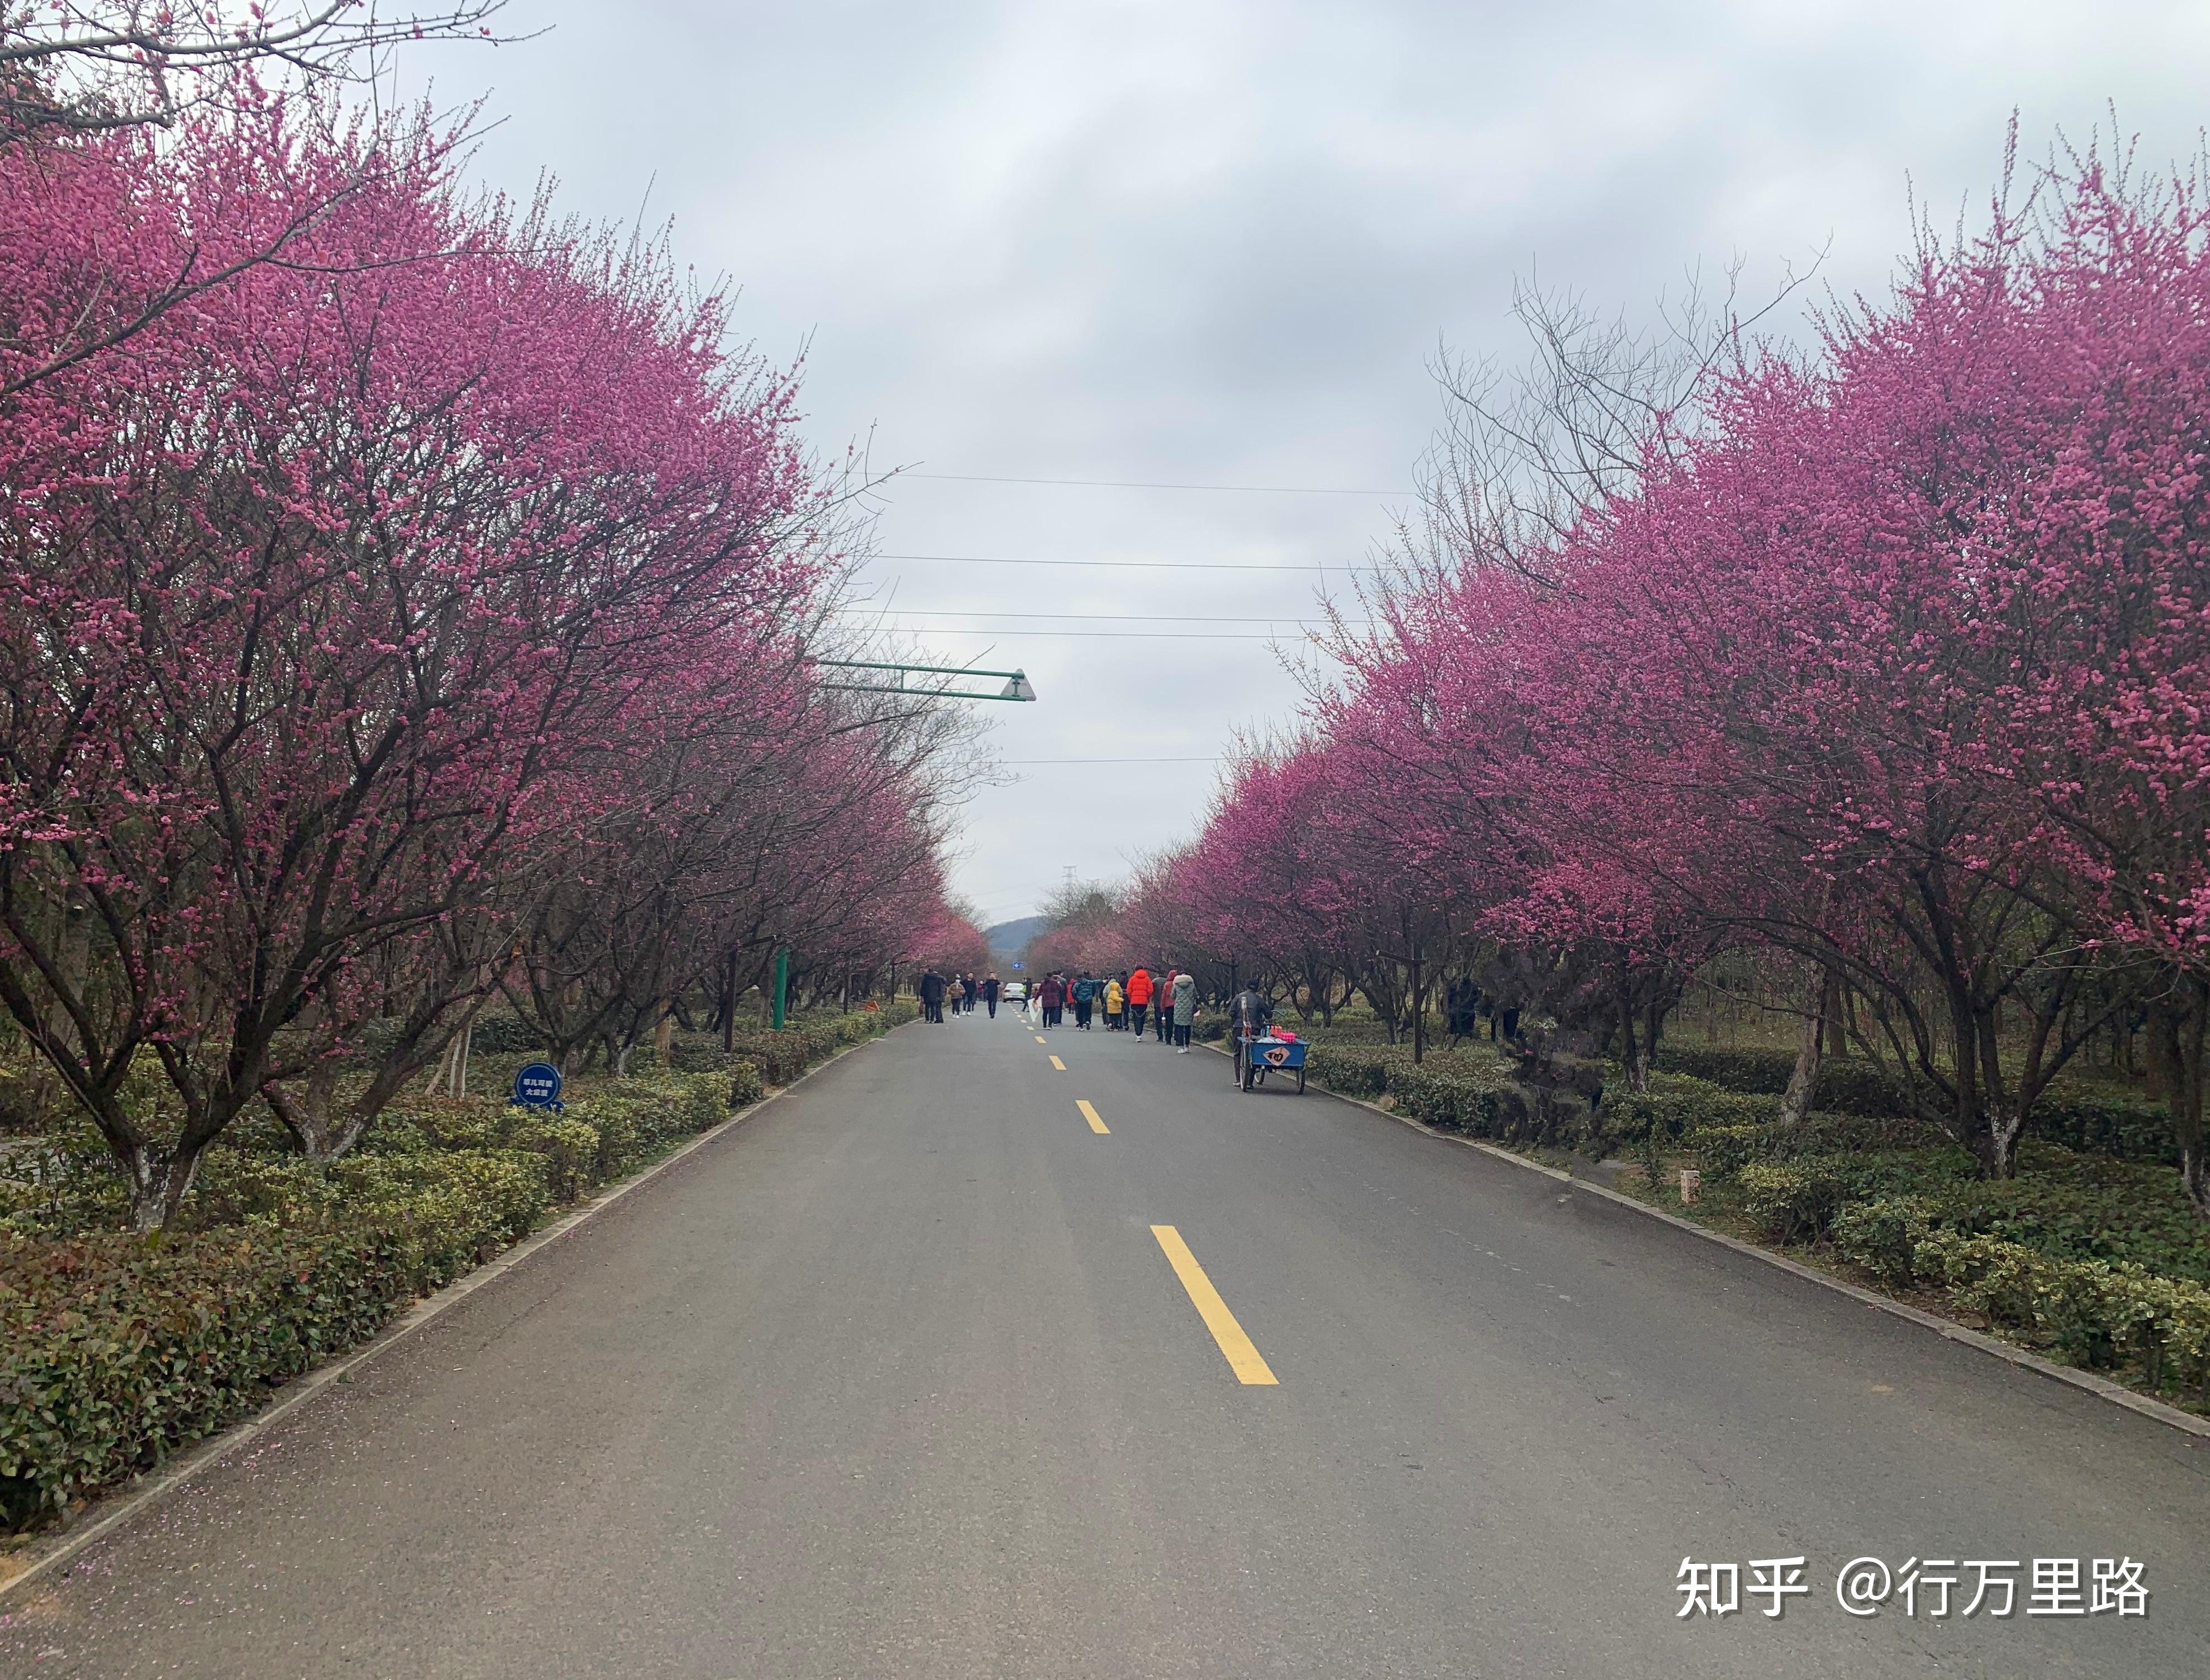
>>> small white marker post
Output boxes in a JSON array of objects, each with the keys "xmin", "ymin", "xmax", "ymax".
[{"xmin": 1679, "ymin": 1168, "xmax": 1701, "ymax": 1204}]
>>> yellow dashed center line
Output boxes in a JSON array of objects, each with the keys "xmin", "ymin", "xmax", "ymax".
[
  {"xmin": 1049, "ymin": 1055, "xmax": 1066, "ymax": 1070},
  {"xmin": 1035, "ymin": 1035, "xmax": 1048, "ymax": 1044},
  {"xmin": 1150, "ymin": 1225, "xmax": 1278, "ymax": 1385},
  {"xmin": 1077, "ymin": 1099, "xmax": 1109, "ymax": 1134}
]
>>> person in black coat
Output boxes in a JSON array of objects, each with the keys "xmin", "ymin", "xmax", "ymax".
[
  {"xmin": 919, "ymin": 969, "xmax": 947, "ymax": 1024},
  {"xmin": 982, "ymin": 974, "xmax": 1001, "ymax": 1018}
]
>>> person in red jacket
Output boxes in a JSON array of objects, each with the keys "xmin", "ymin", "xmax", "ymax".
[
  {"xmin": 1037, "ymin": 971, "xmax": 1066, "ymax": 1028},
  {"xmin": 1125, "ymin": 966, "xmax": 1153, "ymax": 1039}
]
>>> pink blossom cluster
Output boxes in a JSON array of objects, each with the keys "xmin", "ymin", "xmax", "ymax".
[
  {"xmin": 1135, "ymin": 151, "xmax": 2210, "ymax": 1207},
  {"xmin": 0, "ymin": 99, "xmax": 966, "ymax": 1224}
]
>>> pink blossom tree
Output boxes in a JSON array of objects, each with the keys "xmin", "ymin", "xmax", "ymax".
[{"xmin": 0, "ymin": 102, "xmax": 829, "ymax": 1220}]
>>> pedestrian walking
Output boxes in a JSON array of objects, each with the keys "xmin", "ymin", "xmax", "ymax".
[
  {"xmin": 1103, "ymin": 974, "xmax": 1125, "ymax": 1030},
  {"xmin": 1039, "ymin": 971, "xmax": 1066, "ymax": 1028},
  {"xmin": 982, "ymin": 973, "xmax": 1000, "ymax": 1018},
  {"xmin": 1154, "ymin": 968, "xmax": 1174, "ymax": 1041},
  {"xmin": 919, "ymin": 969, "xmax": 946, "ymax": 1024},
  {"xmin": 1072, "ymin": 971, "xmax": 1096, "ymax": 1029},
  {"xmin": 1172, "ymin": 969, "xmax": 1197, "ymax": 1051},
  {"xmin": 1126, "ymin": 966, "xmax": 1152, "ymax": 1038},
  {"xmin": 947, "ymin": 975, "xmax": 965, "ymax": 1018}
]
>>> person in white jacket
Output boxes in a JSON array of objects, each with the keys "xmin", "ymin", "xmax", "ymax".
[{"xmin": 1171, "ymin": 970, "xmax": 1198, "ymax": 1051}]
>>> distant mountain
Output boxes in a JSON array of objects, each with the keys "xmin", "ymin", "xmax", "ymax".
[{"xmin": 983, "ymin": 914, "xmax": 1051, "ymax": 961}]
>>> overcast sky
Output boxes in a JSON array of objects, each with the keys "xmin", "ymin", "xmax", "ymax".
[{"xmin": 418, "ymin": 1, "xmax": 2210, "ymax": 930}]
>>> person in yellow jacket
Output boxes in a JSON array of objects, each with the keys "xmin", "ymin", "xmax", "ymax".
[{"xmin": 1102, "ymin": 975, "xmax": 1125, "ymax": 1030}]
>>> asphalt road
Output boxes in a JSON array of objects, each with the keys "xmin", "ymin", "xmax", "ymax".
[{"xmin": 4, "ymin": 1012, "xmax": 2206, "ymax": 1678}]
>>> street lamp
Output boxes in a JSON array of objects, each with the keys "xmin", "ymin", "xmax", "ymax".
[{"xmin": 811, "ymin": 659, "xmax": 1037, "ymax": 702}]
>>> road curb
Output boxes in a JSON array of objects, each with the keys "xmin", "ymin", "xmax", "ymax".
[
  {"xmin": 0, "ymin": 1025, "xmax": 907, "ymax": 1606},
  {"xmin": 1203, "ymin": 1041, "xmax": 2210, "ymax": 1443}
]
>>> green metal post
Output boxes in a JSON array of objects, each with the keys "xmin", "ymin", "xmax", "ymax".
[{"xmin": 772, "ymin": 945, "xmax": 790, "ymax": 1031}]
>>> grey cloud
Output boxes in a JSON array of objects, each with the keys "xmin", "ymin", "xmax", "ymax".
[{"xmin": 431, "ymin": 0, "xmax": 2210, "ymax": 918}]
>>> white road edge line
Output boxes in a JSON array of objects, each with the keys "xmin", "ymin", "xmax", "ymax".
[
  {"xmin": 1201, "ymin": 1041, "xmax": 2210, "ymax": 1442},
  {"xmin": 0, "ymin": 1025, "xmax": 911, "ymax": 1606}
]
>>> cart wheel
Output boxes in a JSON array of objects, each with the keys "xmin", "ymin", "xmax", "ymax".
[
  {"xmin": 1241, "ymin": 1055, "xmax": 1257, "ymax": 1092},
  {"xmin": 1295, "ymin": 1067, "xmax": 1306, "ymax": 1094}
]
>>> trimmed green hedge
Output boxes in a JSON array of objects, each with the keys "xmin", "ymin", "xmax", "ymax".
[
  {"xmin": 712, "ymin": 1001, "xmax": 913, "ymax": 1086},
  {"xmin": 1655, "ymin": 1044, "xmax": 2179, "ymax": 1164},
  {"xmin": 0, "ymin": 1147, "xmax": 548, "ymax": 1531},
  {"xmin": 1603, "ymin": 1074, "xmax": 1782, "ymax": 1141},
  {"xmin": 1305, "ymin": 1043, "xmax": 1401, "ymax": 1098},
  {"xmin": 1827, "ymin": 1209, "xmax": 2210, "ymax": 1400},
  {"xmin": 0, "ymin": 1016, "xmax": 921, "ymax": 1535},
  {"xmin": 1653, "ymin": 1045, "xmax": 1916, "ymax": 1116},
  {"xmin": 1386, "ymin": 1059, "xmax": 1515, "ymax": 1135},
  {"xmin": 1685, "ymin": 1112, "xmax": 1947, "ymax": 1178},
  {"xmin": 2026, "ymin": 1089, "xmax": 2179, "ymax": 1168}
]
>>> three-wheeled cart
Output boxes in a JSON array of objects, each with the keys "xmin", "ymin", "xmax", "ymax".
[{"xmin": 1234, "ymin": 1030, "xmax": 1308, "ymax": 1093}]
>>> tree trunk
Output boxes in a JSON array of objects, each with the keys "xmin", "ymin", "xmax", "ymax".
[
  {"xmin": 1410, "ymin": 946, "xmax": 1425, "ymax": 1065},
  {"xmin": 2146, "ymin": 986, "xmax": 2210, "ymax": 1222},
  {"xmin": 125, "ymin": 1146, "xmax": 205, "ymax": 1233},
  {"xmin": 1975, "ymin": 1100, "xmax": 2026, "ymax": 1180},
  {"xmin": 1778, "ymin": 966, "xmax": 1830, "ymax": 1127},
  {"xmin": 1617, "ymin": 984, "xmax": 1645, "ymax": 1094},
  {"xmin": 1638, "ymin": 990, "xmax": 1667, "ymax": 1094}
]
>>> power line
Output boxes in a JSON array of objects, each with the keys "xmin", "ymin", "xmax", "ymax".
[
  {"xmin": 869, "ymin": 552, "xmax": 1363, "ymax": 572},
  {"xmin": 862, "ymin": 623, "xmax": 1308, "ymax": 636},
  {"xmin": 900, "ymin": 472, "xmax": 1410, "ymax": 496},
  {"xmin": 838, "ymin": 609, "xmax": 1360, "ymax": 625},
  {"xmin": 1000, "ymin": 756, "xmax": 1220, "ymax": 764}
]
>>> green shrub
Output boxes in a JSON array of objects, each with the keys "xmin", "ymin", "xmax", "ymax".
[
  {"xmin": 508, "ymin": 1116, "xmax": 602, "ymax": 1201},
  {"xmin": 1304, "ymin": 1042, "xmax": 1508, "ymax": 1108},
  {"xmin": 2026, "ymin": 1088, "xmax": 2178, "ymax": 1166},
  {"xmin": 1909, "ymin": 1151, "xmax": 2210, "ymax": 1283},
  {"xmin": 1654, "ymin": 1044, "xmax": 1800, "ymax": 1094},
  {"xmin": 401, "ymin": 1095, "xmax": 514, "ymax": 1152},
  {"xmin": 1658, "ymin": 1045, "xmax": 2181, "ymax": 1165},
  {"xmin": 726, "ymin": 1058, "xmax": 764, "ymax": 1107},
  {"xmin": 1908, "ymin": 1229, "xmax": 2210, "ymax": 1389},
  {"xmin": 1386, "ymin": 1060, "xmax": 1514, "ymax": 1135},
  {"xmin": 1603, "ymin": 1076, "xmax": 1779, "ymax": 1146},
  {"xmin": 462, "ymin": 1013, "xmax": 548, "ymax": 1055},
  {"xmin": 726, "ymin": 1029, "xmax": 811, "ymax": 1086},
  {"xmin": 1306, "ymin": 1043, "xmax": 1398, "ymax": 1098},
  {"xmin": 336, "ymin": 1150, "xmax": 550, "ymax": 1275},
  {"xmin": 0, "ymin": 1223, "xmax": 420, "ymax": 1528},
  {"xmin": 666, "ymin": 1037, "xmax": 729, "ymax": 1073},
  {"xmin": 0, "ymin": 1143, "xmax": 555, "ymax": 1530},
  {"xmin": 0, "ymin": 1064, "xmax": 762, "ymax": 1532},
  {"xmin": 1831, "ymin": 1195, "xmax": 1939, "ymax": 1285},
  {"xmin": 1654, "ymin": 1045, "xmax": 1920, "ymax": 1117},
  {"xmin": 1687, "ymin": 1113, "xmax": 1945, "ymax": 1178},
  {"xmin": 1737, "ymin": 1161, "xmax": 1860, "ymax": 1244}
]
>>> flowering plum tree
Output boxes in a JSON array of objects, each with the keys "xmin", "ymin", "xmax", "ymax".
[{"xmin": 0, "ymin": 103, "xmax": 834, "ymax": 1220}]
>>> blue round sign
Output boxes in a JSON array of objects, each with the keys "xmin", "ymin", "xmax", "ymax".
[{"xmin": 511, "ymin": 1061, "xmax": 565, "ymax": 1111}]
